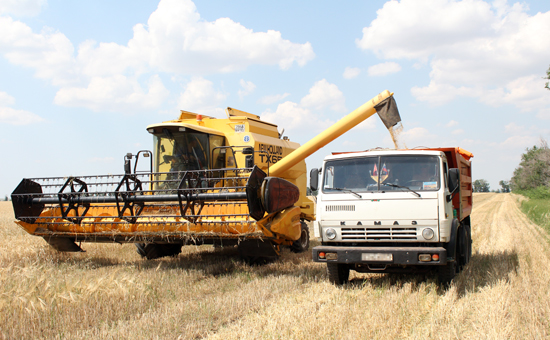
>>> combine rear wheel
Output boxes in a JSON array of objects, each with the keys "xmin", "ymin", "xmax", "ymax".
[
  {"xmin": 290, "ymin": 222, "xmax": 310, "ymax": 253},
  {"xmin": 327, "ymin": 263, "xmax": 349, "ymax": 285}
]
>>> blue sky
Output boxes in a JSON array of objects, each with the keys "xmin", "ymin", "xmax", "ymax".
[{"xmin": 1, "ymin": 0, "xmax": 549, "ymax": 197}]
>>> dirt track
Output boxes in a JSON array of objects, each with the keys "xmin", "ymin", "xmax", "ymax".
[{"xmin": 2, "ymin": 193, "xmax": 550, "ymax": 339}]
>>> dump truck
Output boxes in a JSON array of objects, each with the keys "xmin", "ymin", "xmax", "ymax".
[
  {"xmin": 310, "ymin": 147, "xmax": 473, "ymax": 284},
  {"xmin": 11, "ymin": 90, "xmax": 401, "ymax": 262}
]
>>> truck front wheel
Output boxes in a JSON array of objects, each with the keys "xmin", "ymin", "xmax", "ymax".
[
  {"xmin": 327, "ymin": 263, "xmax": 349, "ymax": 285},
  {"xmin": 438, "ymin": 260, "xmax": 456, "ymax": 286}
]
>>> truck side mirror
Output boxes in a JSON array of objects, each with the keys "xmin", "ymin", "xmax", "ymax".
[
  {"xmin": 447, "ymin": 168, "xmax": 460, "ymax": 202},
  {"xmin": 310, "ymin": 168, "xmax": 320, "ymax": 191}
]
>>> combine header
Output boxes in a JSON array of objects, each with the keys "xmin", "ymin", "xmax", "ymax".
[{"xmin": 11, "ymin": 90, "xmax": 401, "ymax": 261}]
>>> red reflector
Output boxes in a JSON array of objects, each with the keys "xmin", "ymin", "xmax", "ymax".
[
  {"xmin": 432, "ymin": 254, "xmax": 439, "ymax": 261},
  {"xmin": 319, "ymin": 252, "xmax": 326, "ymax": 259}
]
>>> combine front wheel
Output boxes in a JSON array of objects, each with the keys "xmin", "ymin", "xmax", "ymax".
[{"xmin": 290, "ymin": 221, "xmax": 310, "ymax": 253}]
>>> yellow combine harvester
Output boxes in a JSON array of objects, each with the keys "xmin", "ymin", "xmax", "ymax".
[{"xmin": 12, "ymin": 90, "xmax": 401, "ymax": 262}]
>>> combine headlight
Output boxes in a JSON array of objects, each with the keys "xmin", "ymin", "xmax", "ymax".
[
  {"xmin": 422, "ymin": 228, "xmax": 435, "ymax": 240},
  {"xmin": 325, "ymin": 228, "xmax": 337, "ymax": 240}
]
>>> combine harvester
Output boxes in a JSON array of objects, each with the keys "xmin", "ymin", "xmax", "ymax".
[{"xmin": 12, "ymin": 90, "xmax": 401, "ymax": 262}]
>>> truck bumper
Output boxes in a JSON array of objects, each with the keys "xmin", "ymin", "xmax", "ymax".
[{"xmin": 312, "ymin": 245, "xmax": 447, "ymax": 266}]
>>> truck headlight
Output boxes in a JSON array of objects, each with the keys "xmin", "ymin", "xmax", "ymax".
[
  {"xmin": 325, "ymin": 228, "xmax": 337, "ymax": 240},
  {"xmin": 422, "ymin": 228, "xmax": 435, "ymax": 240}
]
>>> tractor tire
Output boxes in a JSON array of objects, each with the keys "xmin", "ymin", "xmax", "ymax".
[
  {"xmin": 290, "ymin": 222, "xmax": 310, "ymax": 253},
  {"xmin": 327, "ymin": 263, "xmax": 350, "ymax": 285}
]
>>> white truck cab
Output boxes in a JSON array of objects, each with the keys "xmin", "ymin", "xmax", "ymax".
[{"xmin": 311, "ymin": 148, "xmax": 473, "ymax": 285}]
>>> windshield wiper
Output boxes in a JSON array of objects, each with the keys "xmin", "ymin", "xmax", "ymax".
[
  {"xmin": 333, "ymin": 187, "xmax": 362, "ymax": 198},
  {"xmin": 384, "ymin": 183, "xmax": 421, "ymax": 197}
]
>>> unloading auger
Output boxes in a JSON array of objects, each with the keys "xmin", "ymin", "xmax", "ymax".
[{"xmin": 11, "ymin": 90, "xmax": 401, "ymax": 261}]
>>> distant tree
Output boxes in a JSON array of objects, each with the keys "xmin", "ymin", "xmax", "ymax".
[
  {"xmin": 511, "ymin": 139, "xmax": 550, "ymax": 191},
  {"xmin": 499, "ymin": 180, "xmax": 511, "ymax": 193},
  {"xmin": 546, "ymin": 65, "xmax": 550, "ymax": 90},
  {"xmin": 4, "ymin": 196, "xmax": 7, "ymax": 201},
  {"xmin": 473, "ymin": 179, "xmax": 490, "ymax": 192}
]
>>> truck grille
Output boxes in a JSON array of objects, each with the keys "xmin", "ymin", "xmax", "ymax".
[
  {"xmin": 341, "ymin": 227, "xmax": 417, "ymax": 241},
  {"xmin": 325, "ymin": 205, "xmax": 355, "ymax": 212}
]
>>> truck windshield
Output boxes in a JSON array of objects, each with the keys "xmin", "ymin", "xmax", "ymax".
[{"xmin": 323, "ymin": 155, "xmax": 440, "ymax": 193}]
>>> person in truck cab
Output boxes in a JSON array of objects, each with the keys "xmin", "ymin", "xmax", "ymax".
[{"xmin": 410, "ymin": 163, "xmax": 438, "ymax": 189}]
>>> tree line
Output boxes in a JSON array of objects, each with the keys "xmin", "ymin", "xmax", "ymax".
[{"xmin": 474, "ymin": 139, "xmax": 549, "ymax": 194}]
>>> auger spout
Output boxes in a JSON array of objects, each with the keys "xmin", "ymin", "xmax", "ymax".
[{"xmin": 269, "ymin": 90, "xmax": 401, "ymax": 177}]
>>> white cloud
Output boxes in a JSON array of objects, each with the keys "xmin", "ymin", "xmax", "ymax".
[
  {"xmin": 54, "ymin": 75, "xmax": 169, "ymax": 112},
  {"xmin": 0, "ymin": 91, "xmax": 43, "ymax": 125},
  {"xmin": 261, "ymin": 101, "xmax": 333, "ymax": 132},
  {"xmin": 399, "ymin": 127, "xmax": 438, "ymax": 146},
  {"xmin": 260, "ymin": 80, "xmax": 347, "ymax": 132},
  {"xmin": 355, "ymin": 118, "xmax": 377, "ymax": 130},
  {"xmin": 480, "ymin": 75, "xmax": 550, "ymax": 118},
  {"xmin": 0, "ymin": 107, "xmax": 43, "ymax": 125},
  {"xmin": 367, "ymin": 62, "xmax": 401, "ymax": 77},
  {"xmin": 257, "ymin": 93, "xmax": 290, "ymax": 105},
  {"xmin": 0, "ymin": 0, "xmax": 46, "ymax": 17},
  {"xmin": 446, "ymin": 120, "xmax": 459, "ymax": 127},
  {"xmin": 129, "ymin": 0, "xmax": 314, "ymax": 74},
  {"xmin": 357, "ymin": 0, "xmax": 550, "ymax": 115},
  {"xmin": 177, "ymin": 77, "xmax": 227, "ymax": 117},
  {"xmin": 238, "ymin": 79, "xmax": 256, "ymax": 100},
  {"xmin": 0, "ymin": 17, "xmax": 77, "ymax": 87},
  {"xmin": 0, "ymin": 0, "xmax": 314, "ymax": 113},
  {"xmin": 343, "ymin": 67, "xmax": 361, "ymax": 79},
  {"xmin": 0, "ymin": 91, "xmax": 15, "ymax": 106},
  {"xmin": 300, "ymin": 79, "xmax": 346, "ymax": 113},
  {"xmin": 452, "ymin": 129, "xmax": 464, "ymax": 135}
]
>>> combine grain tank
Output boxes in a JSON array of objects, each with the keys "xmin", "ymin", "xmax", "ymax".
[{"xmin": 12, "ymin": 90, "xmax": 400, "ymax": 262}]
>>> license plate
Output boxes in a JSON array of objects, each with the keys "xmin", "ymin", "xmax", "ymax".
[{"xmin": 361, "ymin": 253, "xmax": 393, "ymax": 261}]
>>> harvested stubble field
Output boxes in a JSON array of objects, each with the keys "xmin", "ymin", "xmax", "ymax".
[{"xmin": 1, "ymin": 193, "xmax": 550, "ymax": 339}]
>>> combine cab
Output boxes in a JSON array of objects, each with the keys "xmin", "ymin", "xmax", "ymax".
[{"xmin": 12, "ymin": 90, "xmax": 400, "ymax": 262}]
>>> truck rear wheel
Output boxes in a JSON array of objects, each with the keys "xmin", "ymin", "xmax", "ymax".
[
  {"xmin": 327, "ymin": 263, "xmax": 349, "ymax": 285},
  {"xmin": 290, "ymin": 222, "xmax": 310, "ymax": 253},
  {"xmin": 457, "ymin": 226, "xmax": 471, "ymax": 271}
]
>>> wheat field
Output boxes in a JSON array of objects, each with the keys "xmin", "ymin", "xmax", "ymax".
[{"xmin": 1, "ymin": 193, "xmax": 549, "ymax": 339}]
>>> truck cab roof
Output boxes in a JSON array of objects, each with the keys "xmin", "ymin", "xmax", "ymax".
[{"xmin": 326, "ymin": 147, "xmax": 473, "ymax": 161}]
